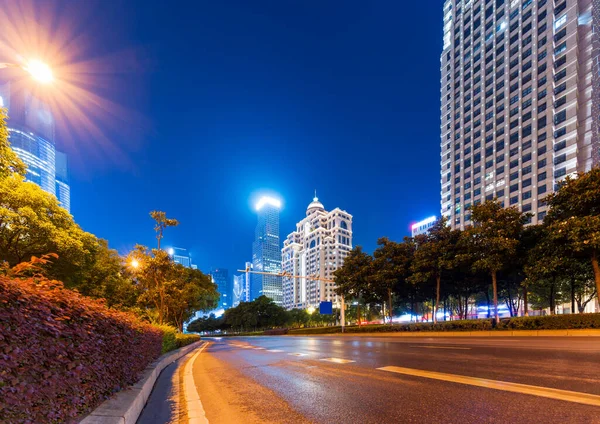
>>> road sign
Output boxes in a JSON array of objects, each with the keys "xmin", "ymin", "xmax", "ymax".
[{"xmin": 319, "ymin": 301, "xmax": 333, "ymax": 315}]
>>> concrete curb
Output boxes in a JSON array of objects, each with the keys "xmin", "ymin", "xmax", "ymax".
[
  {"xmin": 81, "ymin": 340, "xmax": 207, "ymax": 424},
  {"xmin": 286, "ymin": 329, "xmax": 600, "ymax": 337},
  {"xmin": 184, "ymin": 342, "xmax": 210, "ymax": 424}
]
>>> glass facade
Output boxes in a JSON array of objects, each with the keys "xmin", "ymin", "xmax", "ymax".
[
  {"xmin": 440, "ymin": 0, "xmax": 599, "ymax": 229},
  {"xmin": 210, "ymin": 268, "xmax": 230, "ymax": 310},
  {"xmin": 0, "ymin": 82, "xmax": 71, "ymax": 212},
  {"xmin": 252, "ymin": 200, "xmax": 282, "ymax": 304}
]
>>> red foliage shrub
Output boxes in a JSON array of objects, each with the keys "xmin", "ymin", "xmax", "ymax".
[{"xmin": 0, "ymin": 276, "xmax": 163, "ymax": 423}]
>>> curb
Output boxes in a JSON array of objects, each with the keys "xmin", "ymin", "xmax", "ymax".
[
  {"xmin": 81, "ymin": 340, "xmax": 207, "ymax": 424},
  {"xmin": 286, "ymin": 329, "xmax": 600, "ymax": 337},
  {"xmin": 184, "ymin": 342, "xmax": 210, "ymax": 424}
]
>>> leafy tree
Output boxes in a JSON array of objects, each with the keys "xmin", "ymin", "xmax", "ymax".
[
  {"xmin": 0, "ymin": 108, "xmax": 26, "ymax": 178},
  {"xmin": 371, "ymin": 237, "xmax": 414, "ymax": 324},
  {"xmin": 409, "ymin": 217, "xmax": 456, "ymax": 323},
  {"xmin": 462, "ymin": 200, "xmax": 528, "ymax": 323},
  {"xmin": 65, "ymin": 239, "xmax": 138, "ymax": 309},
  {"xmin": 128, "ymin": 245, "xmax": 176, "ymax": 325},
  {"xmin": 188, "ymin": 313, "xmax": 224, "ymax": 333},
  {"xmin": 150, "ymin": 211, "xmax": 179, "ymax": 250},
  {"xmin": 164, "ymin": 265, "xmax": 218, "ymax": 332},
  {"xmin": 333, "ymin": 246, "xmax": 372, "ymax": 325},
  {"xmin": 544, "ymin": 168, "xmax": 600, "ymax": 307},
  {"xmin": 0, "ymin": 174, "xmax": 98, "ymax": 281}
]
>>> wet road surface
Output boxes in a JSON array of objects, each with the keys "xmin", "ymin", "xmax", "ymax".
[{"xmin": 140, "ymin": 335, "xmax": 600, "ymax": 423}]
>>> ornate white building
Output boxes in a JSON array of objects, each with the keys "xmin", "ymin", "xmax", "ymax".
[{"xmin": 282, "ymin": 196, "xmax": 353, "ymax": 310}]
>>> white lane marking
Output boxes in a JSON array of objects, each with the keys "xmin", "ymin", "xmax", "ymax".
[
  {"xmin": 253, "ymin": 347, "xmax": 266, "ymax": 350},
  {"xmin": 288, "ymin": 353, "xmax": 307, "ymax": 357},
  {"xmin": 320, "ymin": 357, "xmax": 355, "ymax": 364},
  {"xmin": 377, "ymin": 366, "xmax": 600, "ymax": 407},
  {"xmin": 184, "ymin": 342, "xmax": 210, "ymax": 424},
  {"xmin": 410, "ymin": 345, "xmax": 471, "ymax": 350},
  {"xmin": 267, "ymin": 349, "xmax": 284, "ymax": 352}
]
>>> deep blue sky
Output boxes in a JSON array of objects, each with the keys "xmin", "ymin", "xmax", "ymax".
[{"xmin": 61, "ymin": 0, "xmax": 444, "ymax": 274}]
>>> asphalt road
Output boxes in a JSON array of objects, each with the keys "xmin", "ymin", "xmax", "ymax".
[{"xmin": 140, "ymin": 335, "xmax": 600, "ymax": 424}]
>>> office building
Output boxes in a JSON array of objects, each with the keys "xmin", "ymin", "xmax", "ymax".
[
  {"xmin": 412, "ymin": 216, "xmax": 437, "ymax": 237},
  {"xmin": 251, "ymin": 196, "xmax": 283, "ymax": 304},
  {"xmin": 281, "ymin": 195, "xmax": 353, "ymax": 310},
  {"xmin": 440, "ymin": 0, "xmax": 599, "ymax": 230},
  {"xmin": 55, "ymin": 151, "xmax": 70, "ymax": 213},
  {"xmin": 232, "ymin": 274, "xmax": 245, "ymax": 307},
  {"xmin": 210, "ymin": 268, "xmax": 230, "ymax": 309},
  {"xmin": 0, "ymin": 82, "xmax": 71, "ymax": 212},
  {"xmin": 168, "ymin": 247, "xmax": 193, "ymax": 268}
]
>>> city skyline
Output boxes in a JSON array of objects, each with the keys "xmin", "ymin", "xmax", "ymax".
[{"xmin": 0, "ymin": 1, "xmax": 443, "ymax": 278}]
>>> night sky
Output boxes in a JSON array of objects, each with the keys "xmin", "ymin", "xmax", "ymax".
[{"xmin": 16, "ymin": 1, "xmax": 445, "ymax": 274}]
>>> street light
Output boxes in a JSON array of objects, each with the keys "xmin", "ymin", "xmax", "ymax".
[
  {"xmin": 0, "ymin": 59, "xmax": 54, "ymax": 84},
  {"xmin": 307, "ymin": 306, "xmax": 316, "ymax": 315}
]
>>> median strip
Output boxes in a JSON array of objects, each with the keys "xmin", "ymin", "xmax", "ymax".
[{"xmin": 377, "ymin": 366, "xmax": 600, "ymax": 407}]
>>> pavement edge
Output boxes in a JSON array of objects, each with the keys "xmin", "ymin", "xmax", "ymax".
[
  {"xmin": 184, "ymin": 342, "xmax": 210, "ymax": 424},
  {"xmin": 80, "ymin": 340, "xmax": 207, "ymax": 424},
  {"xmin": 286, "ymin": 329, "xmax": 600, "ymax": 337}
]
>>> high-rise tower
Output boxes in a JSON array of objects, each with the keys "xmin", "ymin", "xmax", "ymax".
[
  {"xmin": 251, "ymin": 196, "xmax": 282, "ymax": 304},
  {"xmin": 440, "ymin": 0, "xmax": 599, "ymax": 229},
  {"xmin": 0, "ymin": 82, "xmax": 71, "ymax": 212},
  {"xmin": 281, "ymin": 196, "xmax": 353, "ymax": 310}
]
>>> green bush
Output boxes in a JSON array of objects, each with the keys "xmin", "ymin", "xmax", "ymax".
[
  {"xmin": 176, "ymin": 333, "xmax": 201, "ymax": 348},
  {"xmin": 157, "ymin": 325, "xmax": 178, "ymax": 353},
  {"xmin": 498, "ymin": 313, "xmax": 600, "ymax": 330}
]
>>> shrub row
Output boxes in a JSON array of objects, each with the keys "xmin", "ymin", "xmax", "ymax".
[
  {"xmin": 286, "ymin": 314, "xmax": 600, "ymax": 335},
  {"xmin": 176, "ymin": 333, "xmax": 201, "ymax": 348},
  {"xmin": 0, "ymin": 276, "xmax": 163, "ymax": 423}
]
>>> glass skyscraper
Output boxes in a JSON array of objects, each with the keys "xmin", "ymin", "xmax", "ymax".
[
  {"xmin": 0, "ymin": 82, "xmax": 71, "ymax": 212},
  {"xmin": 251, "ymin": 196, "xmax": 282, "ymax": 304},
  {"xmin": 440, "ymin": 0, "xmax": 599, "ymax": 229},
  {"xmin": 210, "ymin": 268, "xmax": 230, "ymax": 310}
]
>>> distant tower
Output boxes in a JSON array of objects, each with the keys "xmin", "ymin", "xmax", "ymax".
[
  {"xmin": 210, "ymin": 268, "xmax": 230, "ymax": 310},
  {"xmin": 281, "ymin": 195, "xmax": 353, "ymax": 310},
  {"xmin": 251, "ymin": 196, "xmax": 282, "ymax": 304},
  {"xmin": 0, "ymin": 82, "xmax": 70, "ymax": 212}
]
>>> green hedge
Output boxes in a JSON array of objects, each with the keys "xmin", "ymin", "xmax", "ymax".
[
  {"xmin": 498, "ymin": 314, "xmax": 600, "ymax": 330},
  {"xmin": 156, "ymin": 325, "xmax": 201, "ymax": 353},
  {"xmin": 176, "ymin": 333, "xmax": 201, "ymax": 348},
  {"xmin": 286, "ymin": 314, "xmax": 600, "ymax": 335},
  {"xmin": 156, "ymin": 325, "xmax": 178, "ymax": 353}
]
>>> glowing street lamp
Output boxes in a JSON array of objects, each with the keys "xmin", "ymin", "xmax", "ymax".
[
  {"xmin": 0, "ymin": 59, "xmax": 54, "ymax": 84},
  {"xmin": 307, "ymin": 306, "xmax": 316, "ymax": 315}
]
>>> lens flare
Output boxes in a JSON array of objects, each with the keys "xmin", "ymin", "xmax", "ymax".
[{"xmin": 23, "ymin": 59, "xmax": 53, "ymax": 83}]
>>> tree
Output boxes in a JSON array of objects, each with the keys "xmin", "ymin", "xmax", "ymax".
[
  {"xmin": 544, "ymin": 168, "xmax": 600, "ymax": 307},
  {"xmin": 463, "ymin": 200, "xmax": 528, "ymax": 323},
  {"xmin": 128, "ymin": 245, "xmax": 175, "ymax": 325},
  {"xmin": 164, "ymin": 265, "xmax": 218, "ymax": 332},
  {"xmin": 150, "ymin": 211, "xmax": 179, "ymax": 250},
  {"xmin": 409, "ymin": 217, "xmax": 456, "ymax": 323},
  {"xmin": 65, "ymin": 239, "xmax": 138, "ymax": 309},
  {"xmin": 0, "ymin": 108, "xmax": 26, "ymax": 178},
  {"xmin": 334, "ymin": 246, "xmax": 372, "ymax": 325},
  {"xmin": 371, "ymin": 237, "xmax": 414, "ymax": 324},
  {"xmin": 0, "ymin": 174, "xmax": 98, "ymax": 281}
]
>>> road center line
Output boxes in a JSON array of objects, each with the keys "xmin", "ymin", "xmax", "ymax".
[
  {"xmin": 321, "ymin": 357, "xmax": 355, "ymax": 364},
  {"xmin": 267, "ymin": 349, "xmax": 284, "ymax": 352},
  {"xmin": 410, "ymin": 345, "xmax": 471, "ymax": 350},
  {"xmin": 377, "ymin": 366, "xmax": 600, "ymax": 407},
  {"xmin": 253, "ymin": 347, "xmax": 266, "ymax": 350}
]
